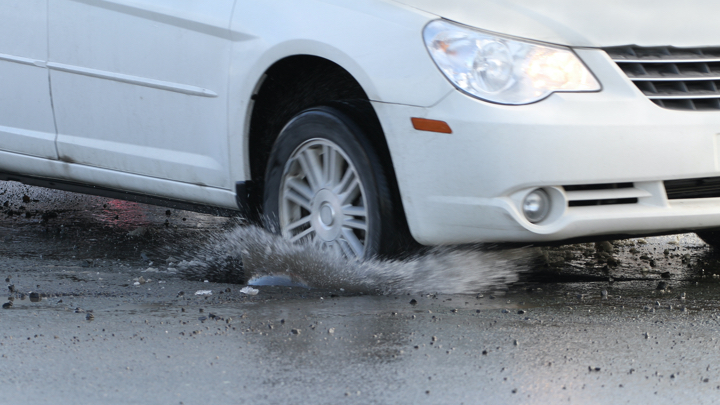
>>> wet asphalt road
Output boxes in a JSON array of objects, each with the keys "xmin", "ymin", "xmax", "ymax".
[{"xmin": 3, "ymin": 181, "xmax": 720, "ymax": 404}]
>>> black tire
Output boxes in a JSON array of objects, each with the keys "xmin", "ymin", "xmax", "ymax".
[{"xmin": 263, "ymin": 105, "xmax": 396, "ymax": 259}]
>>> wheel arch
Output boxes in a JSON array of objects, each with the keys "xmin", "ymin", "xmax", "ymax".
[{"xmin": 245, "ymin": 54, "xmax": 407, "ymax": 235}]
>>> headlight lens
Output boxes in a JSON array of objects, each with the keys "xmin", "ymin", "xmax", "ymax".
[{"xmin": 423, "ymin": 20, "xmax": 601, "ymax": 105}]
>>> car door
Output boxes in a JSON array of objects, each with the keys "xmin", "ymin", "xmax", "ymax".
[
  {"xmin": 0, "ymin": 0, "xmax": 58, "ymax": 160},
  {"xmin": 47, "ymin": 0, "xmax": 236, "ymax": 189}
]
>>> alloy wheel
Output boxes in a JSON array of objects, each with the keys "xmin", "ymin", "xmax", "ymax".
[{"xmin": 279, "ymin": 138, "xmax": 369, "ymax": 258}]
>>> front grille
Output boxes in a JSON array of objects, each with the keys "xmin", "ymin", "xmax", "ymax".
[
  {"xmin": 563, "ymin": 183, "xmax": 645, "ymax": 207},
  {"xmin": 605, "ymin": 46, "xmax": 720, "ymax": 111},
  {"xmin": 665, "ymin": 177, "xmax": 720, "ymax": 199}
]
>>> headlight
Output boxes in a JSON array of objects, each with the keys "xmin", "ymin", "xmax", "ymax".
[{"xmin": 423, "ymin": 20, "xmax": 601, "ymax": 105}]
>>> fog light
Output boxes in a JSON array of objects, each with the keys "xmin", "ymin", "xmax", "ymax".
[{"xmin": 523, "ymin": 189, "xmax": 550, "ymax": 223}]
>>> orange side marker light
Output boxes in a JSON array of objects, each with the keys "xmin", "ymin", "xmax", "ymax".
[{"xmin": 411, "ymin": 118, "xmax": 452, "ymax": 134}]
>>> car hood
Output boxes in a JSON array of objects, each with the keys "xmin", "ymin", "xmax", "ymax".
[{"xmin": 393, "ymin": 0, "xmax": 720, "ymax": 48}]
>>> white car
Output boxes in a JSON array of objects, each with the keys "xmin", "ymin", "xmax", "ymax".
[{"xmin": 3, "ymin": 0, "xmax": 720, "ymax": 257}]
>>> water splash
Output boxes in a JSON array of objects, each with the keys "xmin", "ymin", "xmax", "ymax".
[{"xmin": 168, "ymin": 224, "xmax": 535, "ymax": 295}]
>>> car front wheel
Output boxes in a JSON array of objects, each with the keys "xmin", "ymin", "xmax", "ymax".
[{"xmin": 263, "ymin": 105, "xmax": 395, "ymax": 259}]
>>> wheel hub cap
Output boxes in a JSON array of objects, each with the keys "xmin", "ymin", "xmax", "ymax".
[
  {"xmin": 319, "ymin": 203, "xmax": 335, "ymax": 227},
  {"xmin": 312, "ymin": 189, "xmax": 342, "ymax": 241}
]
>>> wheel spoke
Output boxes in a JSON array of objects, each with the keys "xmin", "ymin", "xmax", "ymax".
[
  {"xmin": 340, "ymin": 179, "xmax": 361, "ymax": 205},
  {"xmin": 338, "ymin": 238, "xmax": 354, "ymax": 257},
  {"xmin": 341, "ymin": 228, "xmax": 364, "ymax": 257},
  {"xmin": 286, "ymin": 177, "xmax": 313, "ymax": 202},
  {"xmin": 342, "ymin": 205, "xmax": 367, "ymax": 218},
  {"xmin": 322, "ymin": 144, "xmax": 330, "ymax": 186},
  {"xmin": 334, "ymin": 166, "xmax": 356, "ymax": 195},
  {"xmin": 285, "ymin": 188, "xmax": 312, "ymax": 211},
  {"xmin": 343, "ymin": 218, "xmax": 367, "ymax": 231},
  {"xmin": 285, "ymin": 215, "xmax": 312, "ymax": 233},
  {"xmin": 290, "ymin": 226, "xmax": 315, "ymax": 243},
  {"xmin": 320, "ymin": 144, "xmax": 335, "ymax": 187},
  {"xmin": 298, "ymin": 148, "xmax": 323, "ymax": 191},
  {"xmin": 332, "ymin": 242, "xmax": 343, "ymax": 257},
  {"xmin": 326, "ymin": 146, "xmax": 342, "ymax": 187}
]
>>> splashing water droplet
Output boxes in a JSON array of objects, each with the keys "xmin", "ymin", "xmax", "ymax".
[{"xmin": 163, "ymin": 224, "xmax": 534, "ymax": 295}]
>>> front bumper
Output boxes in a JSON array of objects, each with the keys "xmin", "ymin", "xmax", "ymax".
[{"xmin": 374, "ymin": 48, "xmax": 720, "ymax": 245}]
